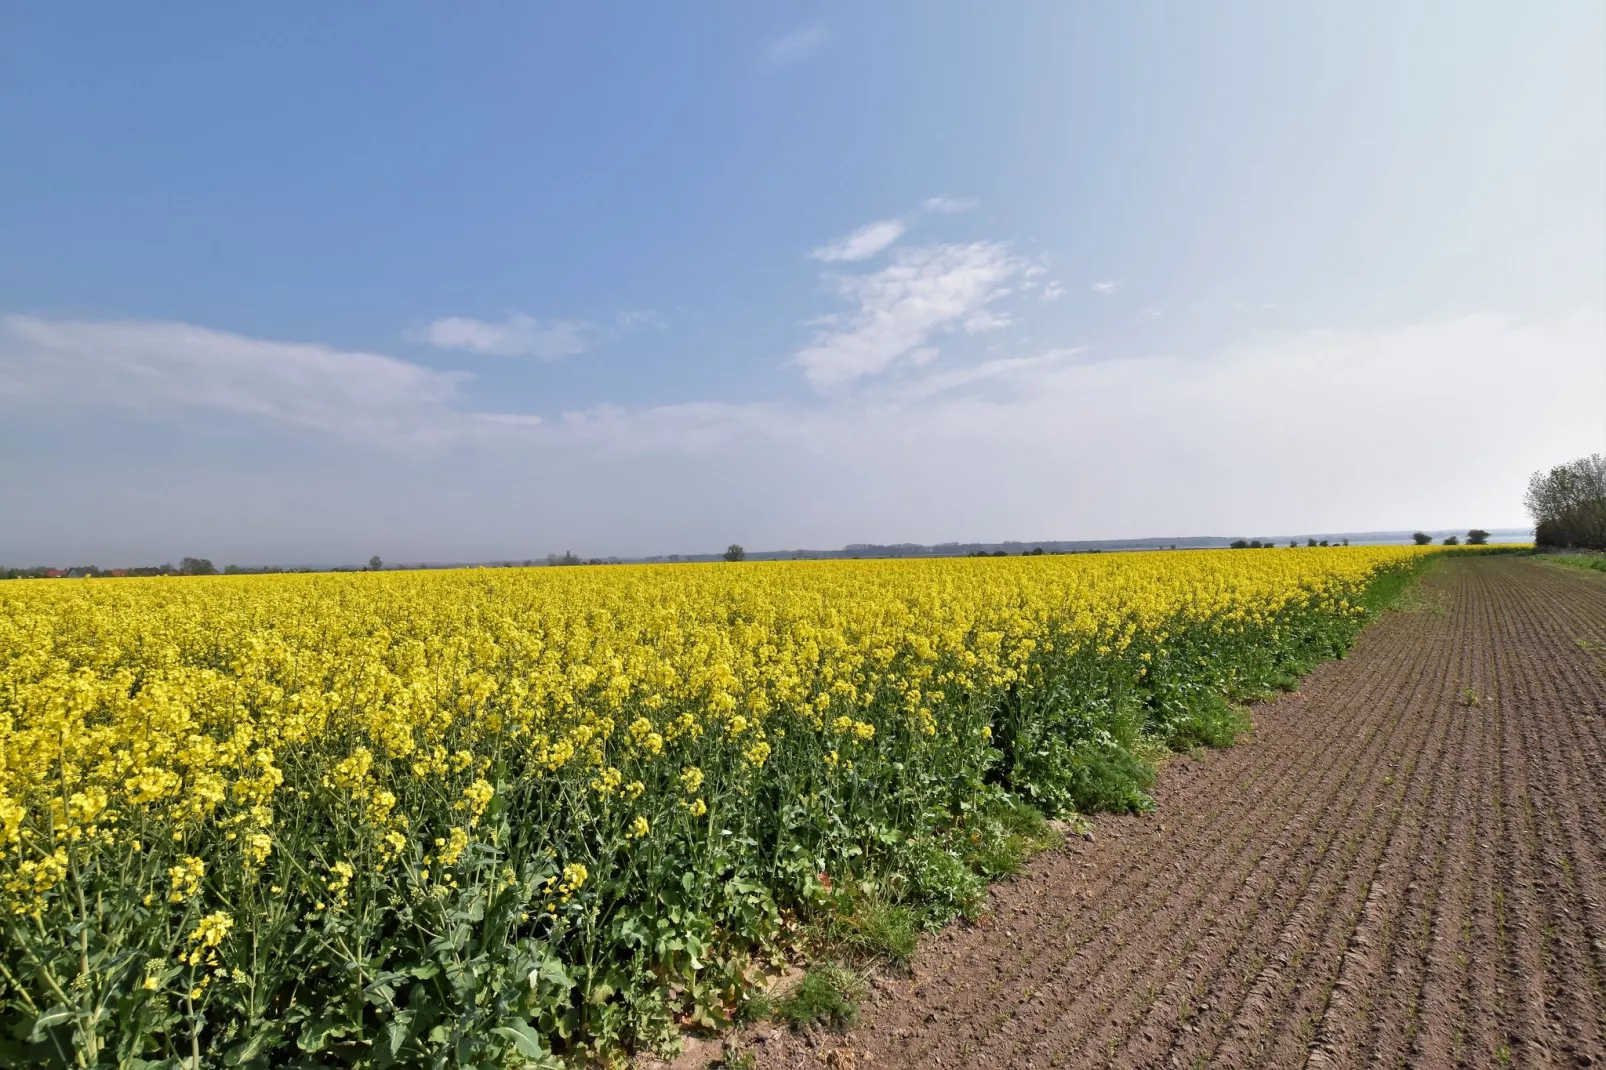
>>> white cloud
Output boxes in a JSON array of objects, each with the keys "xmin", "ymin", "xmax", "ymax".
[
  {"xmin": 1041, "ymin": 281, "xmax": 1065, "ymax": 302},
  {"xmin": 0, "ymin": 314, "xmax": 551, "ymax": 448},
  {"xmin": 758, "ymin": 26, "xmax": 828, "ymax": 70},
  {"xmin": 921, "ymin": 196, "xmax": 978, "ymax": 214},
  {"xmin": 420, "ymin": 313, "xmax": 593, "ymax": 359},
  {"xmin": 809, "ymin": 219, "xmax": 908, "ymax": 263},
  {"xmin": 538, "ymin": 310, "xmax": 1606, "ymax": 538},
  {"xmin": 794, "ymin": 242, "xmax": 1025, "ymax": 389},
  {"xmin": 1090, "ymin": 280, "xmax": 1120, "ymax": 295},
  {"xmin": 962, "ymin": 308, "xmax": 1012, "ymax": 334},
  {"xmin": 549, "ymin": 400, "xmax": 801, "ymax": 455}
]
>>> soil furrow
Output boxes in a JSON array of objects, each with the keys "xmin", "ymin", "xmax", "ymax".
[
  {"xmin": 1214, "ymin": 578, "xmax": 1471, "ymax": 1060},
  {"xmin": 1155, "ymin": 610, "xmax": 1461, "ymax": 1068},
  {"xmin": 1484, "ymin": 564, "xmax": 1606, "ymax": 1060},
  {"xmin": 1010, "ymin": 613, "xmax": 1443, "ymax": 1066},
  {"xmin": 878, "ymin": 651, "xmax": 1415, "ymax": 1066},
  {"xmin": 1205, "ymin": 598, "xmax": 1468, "ymax": 1069},
  {"xmin": 1362, "ymin": 656, "xmax": 1482, "ymax": 1068},
  {"xmin": 1045, "ymin": 636, "xmax": 1433, "ymax": 1062},
  {"xmin": 1249, "ymin": 591, "xmax": 1467, "ymax": 1070},
  {"xmin": 1303, "ymin": 619, "xmax": 1466, "ymax": 1068}
]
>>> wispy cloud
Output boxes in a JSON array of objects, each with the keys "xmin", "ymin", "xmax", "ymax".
[
  {"xmin": 809, "ymin": 196, "xmax": 982, "ymax": 264},
  {"xmin": 891, "ymin": 347, "xmax": 1085, "ymax": 402},
  {"xmin": 758, "ymin": 26, "xmax": 828, "ymax": 71},
  {"xmin": 419, "ymin": 313, "xmax": 593, "ymax": 359},
  {"xmin": 473, "ymin": 412, "xmax": 544, "ymax": 429},
  {"xmin": 809, "ymin": 219, "xmax": 908, "ymax": 263},
  {"xmin": 1041, "ymin": 281, "xmax": 1065, "ymax": 302},
  {"xmin": 614, "ymin": 309, "xmax": 667, "ymax": 330},
  {"xmin": 1090, "ymin": 280, "xmax": 1120, "ymax": 296},
  {"xmin": 795, "ymin": 242, "xmax": 1025, "ymax": 390},
  {"xmin": 0, "ymin": 314, "xmax": 541, "ymax": 448},
  {"xmin": 921, "ymin": 196, "xmax": 977, "ymax": 214}
]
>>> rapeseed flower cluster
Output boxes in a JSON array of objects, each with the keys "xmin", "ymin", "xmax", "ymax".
[{"xmin": 0, "ymin": 546, "xmax": 1445, "ymax": 1063}]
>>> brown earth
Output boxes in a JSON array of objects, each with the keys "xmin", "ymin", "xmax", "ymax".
[{"xmin": 744, "ymin": 556, "xmax": 1606, "ymax": 1069}]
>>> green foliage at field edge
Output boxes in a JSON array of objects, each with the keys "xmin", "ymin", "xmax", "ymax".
[{"xmin": 1544, "ymin": 553, "xmax": 1606, "ymax": 575}]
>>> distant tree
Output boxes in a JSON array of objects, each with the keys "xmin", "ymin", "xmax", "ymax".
[
  {"xmin": 1442, "ymin": 535, "xmax": 1459, "ymax": 545},
  {"xmin": 547, "ymin": 551, "xmax": 581, "ymax": 566},
  {"xmin": 1289, "ymin": 541, "xmax": 1298, "ymax": 549},
  {"xmin": 1466, "ymin": 529, "xmax": 1490, "ymax": 545},
  {"xmin": 368, "ymin": 555, "xmax": 383, "ymax": 571},
  {"xmin": 1307, "ymin": 538, "xmax": 1318, "ymax": 547},
  {"xmin": 179, "ymin": 557, "xmax": 217, "ymax": 576},
  {"xmin": 1526, "ymin": 453, "xmax": 1606, "ymax": 550},
  {"xmin": 1230, "ymin": 539, "xmax": 1249, "ymax": 549},
  {"xmin": 1025, "ymin": 547, "xmax": 1045, "ymax": 556},
  {"xmin": 224, "ymin": 564, "xmax": 244, "ymax": 575},
  {"xmin": 1319, "ymin": 540, "xmax": 1330, "ymax": 547},
  {"xmin": 1412, "ymin": 532, "xmax": 1433, "ymax": 546},
  {"xmin": 723, "ymin": 544, "xmax": 746, "ymax": 562}
]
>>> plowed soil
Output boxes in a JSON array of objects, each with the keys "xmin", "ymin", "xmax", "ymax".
[{"xmin": 750, "ymin": 557, "xmax": 1606, "ymax": 1069}]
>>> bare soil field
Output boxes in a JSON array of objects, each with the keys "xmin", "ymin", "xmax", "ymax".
[{"xmin": 749, "ymin": 556, "xmax": 1606, "ymax": 1069}]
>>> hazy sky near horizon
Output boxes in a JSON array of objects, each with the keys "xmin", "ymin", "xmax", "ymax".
[{"xmin": 2, "ymin": 2, "xmax": 1603, "ymax": 565}]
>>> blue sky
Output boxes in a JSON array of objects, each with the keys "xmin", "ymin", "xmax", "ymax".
[{"xmin": 2, "ymin": 2, "xmax": 1603, "ymax": 564}]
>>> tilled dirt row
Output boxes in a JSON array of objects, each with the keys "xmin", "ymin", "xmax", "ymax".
[{"xmin": 751, "ymin": 557, "xmax": 1606, "ymax": 1069}]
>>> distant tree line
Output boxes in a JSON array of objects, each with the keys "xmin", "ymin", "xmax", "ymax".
[
  {"xmin": 1411, "ymin": 530, "xmax": 1488, "ymax": 547},
  {"xmin": 0, "ymin": 558, "xmax": 313, "ymax": 579},
  {"xmin": 545, "ymin": 551, "xmax": 623, "ymax": 566},
  {"xmin": 1526, "ymin": 453, "xmax": 1606, "ymax": 551},
  {"xmin": 0, "ymin": 566, "xmax": 81, "ymax": 580},
  {"xmin": 1232, "ymin": 539, "xmax": 1351, "ymax": 549}
]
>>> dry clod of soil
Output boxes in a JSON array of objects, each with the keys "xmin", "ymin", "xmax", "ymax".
[{"xmin": 750, "ymin": 558, "xmax": 1606, "ymax": 1069}]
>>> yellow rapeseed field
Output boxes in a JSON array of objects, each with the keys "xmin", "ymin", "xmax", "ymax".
[{"xmin": 0, "ymin": 546, "xmax": 1438, "ymax": 1066}]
